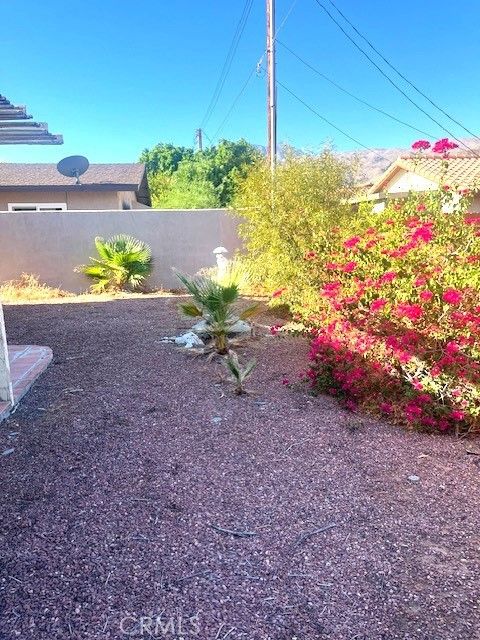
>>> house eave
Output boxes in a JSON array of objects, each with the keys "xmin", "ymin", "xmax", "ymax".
[{"xmin": 0, "ymin": 183, "xmax": 139, "ymax": 192}]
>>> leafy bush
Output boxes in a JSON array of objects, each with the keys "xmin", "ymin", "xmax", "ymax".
[
  {"xmin": 233, "ymin": 149, "xmax": 358, "ymax": 298},
  {"xmin": 238, "ymin": 142, "xmax": 480, "ymax": 434},
  {"xmin": 176, "ymin": 272, "xmax": 258, "ymax": 354},
  {"xmin": 307, "ymin": 194, "xmax": 480, "ymax": 433},
  {"xmin": 78, "ymin": 235, "xmax": 153, "ymax": 293}
]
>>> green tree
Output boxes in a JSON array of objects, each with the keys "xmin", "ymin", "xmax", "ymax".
[
  {"xmin": 140, "ymin": 143, "xmax": 193, "ymax": 175},
  {"xmin": 140, "ymin": 138, "xmax": 260, "ymax": 209},
  {"xmin": 154, "ymin": 157, "xmax": 219, "ymax": 209}
]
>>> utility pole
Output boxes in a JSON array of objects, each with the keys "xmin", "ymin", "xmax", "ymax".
[
  {"xmin": 266, "ymin": 0, "xmax": 277, "ymax": 171},
  {"xmin": 195, "ymin": 128, "xmax": 203, "ymax": 152}
]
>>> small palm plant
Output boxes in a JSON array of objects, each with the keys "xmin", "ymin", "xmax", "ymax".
[
  {"xmin": 176, "ymin": 272, "xmax": 258, "ymax": 354},
  {"xmin": 78, "ymin": 235, "xmax": 153, "ymax": 293},
  {"xmin": 224, "ymin": 351, "xmax": 256, "ymax": 395}
]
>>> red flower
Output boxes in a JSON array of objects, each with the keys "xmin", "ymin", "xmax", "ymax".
[
  {"xmin": 412, "ymin": 140, "xmax": 431, "ymax": 151},
  {"xmin": 442, "ymin": 184, "xmax": 451, "ymax": 191},
  {"xmin": 419, "ymin": 289, "xmax": 433, "ymax": 302},
  {"xmin": 343, "ymin": 236, "xmax": 361, "ymax": 249},
  {"xmin": 395, "ymin": 303, "xmax": 423, "ymax": 321},
  {"xmin": 416, "ymin": 203, "xmax": 426, "ymax": 212},
  {"xmin": 442, "ymin": 288, "xmax": 462, "ymax": 305},
  {"xmin": 414, "ymin": 276, "xmax": 427, "ymax": 287},
  {"xmin": 342, "ymin": 261, "xmax": 357, "ymax": 273},
  {"xmin": 304, "ymin": 251, "xmax": 317, "ymax": 261},
  {"xmin": 272, "ymin": 288, "xmax": 286, "ymax": 298},
  {"xmin": 432, "ymin": 138, "xmax": 459, "ymax": 154},
  {"xmin": 370, "ymin": 298, "xmax": 387, "ymax": 312},
  {"xmin": 379, "ymin": 271, "xmax": 397, "ymax": 284},
  {"xmin": 411, "ymin": 223, "xmax": 434, "ymax": 243}
]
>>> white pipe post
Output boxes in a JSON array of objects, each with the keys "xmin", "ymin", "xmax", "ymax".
[{"xmin": 0, "ymin": 302, "xmax": 13, "ymax": 405}]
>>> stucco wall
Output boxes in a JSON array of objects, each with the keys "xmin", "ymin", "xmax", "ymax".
[
  {"xmin": 0, "ymin": 190, "xmax": 140, "ymax": 210},
  {"xmin": 385, "ymin": 170, "xmax": 438, "ymax": 194},
  {"xmin": 0, "ymin": 209, "xmax": 242, "ymax": 292}
]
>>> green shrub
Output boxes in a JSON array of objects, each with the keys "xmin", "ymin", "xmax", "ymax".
[
  {"xmin": 233, "ymin": 149, "xmax": 358, "ymax": 298},
  {"xmin": 78, "ymin": 235, "xmax": 153, "ymax": 293}
]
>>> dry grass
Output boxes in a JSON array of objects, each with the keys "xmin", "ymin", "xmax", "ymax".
[
  {"xmin": 0, "ymin": 274, "xmax": 73, "ymax": 302},
  {"xmin": 0, "ymin": 273, "xmax": 185, "ymax": 305}
]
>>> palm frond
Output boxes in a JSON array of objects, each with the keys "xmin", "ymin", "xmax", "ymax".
[{"xmin": 239, "ymin": 303, "xmax": 260, "ymax": 320}]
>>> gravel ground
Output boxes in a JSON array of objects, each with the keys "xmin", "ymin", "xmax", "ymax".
[{"xmin": 0, "ymin": 297, "xmax": 479, "ymax": 640}]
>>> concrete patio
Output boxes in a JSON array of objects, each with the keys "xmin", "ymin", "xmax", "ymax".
[{"xmin": 0, "ymin": 345, "xmax": 52, "ymax": 422}]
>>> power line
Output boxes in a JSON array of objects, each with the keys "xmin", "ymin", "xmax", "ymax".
[
  {"xmin": 211, "ymin": 67, "xmax": 257, "ymax": 142},
  {"xmin": 277, "ymin": 79, "xmax": 393, "ymax": 163},
  {"xmin": 210, "ymin": 0, "xmax": 298, "ymax": 144},
  {"xmin": 325, "ymin": 0, "xmax": 480, "ymax": 142},
  {"xmin": 311, "ymin": 0, "xmax": 479, "ymax": 157},
  {"xmin": 277, "ymin": 40, "xmax": 438, "ymax": 139},
  {"xmin": 199, "ymin": 0, "xmax": 254, "ymax": 130}
]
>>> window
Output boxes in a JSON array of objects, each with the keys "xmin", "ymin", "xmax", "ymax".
[{"xmin": 8, "ymin": 202, "xmax": 67, "ymax": 212}]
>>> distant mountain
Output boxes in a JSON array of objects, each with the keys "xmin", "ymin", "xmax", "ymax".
[{"xmin": 271, "ymin": 138, "xmax": 480, "ymax": 184}]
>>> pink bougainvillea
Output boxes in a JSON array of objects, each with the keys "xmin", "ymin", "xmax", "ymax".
[
  {"xmin": 270, "ymin": 145, "xmax": 480, "ymax": 434},
  {"xmin": 432, "ymin": 138, "xmax": 459, "ymax": 154}
]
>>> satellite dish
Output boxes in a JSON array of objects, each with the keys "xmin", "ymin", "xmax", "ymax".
[{"xmin": 57, "ymin": 155, "xmax": 89, "ymax": 184}]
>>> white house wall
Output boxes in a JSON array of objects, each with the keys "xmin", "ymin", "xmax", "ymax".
[{"xmin": 385, "ymin": 170, "xmax": 439, "ymax": 194}]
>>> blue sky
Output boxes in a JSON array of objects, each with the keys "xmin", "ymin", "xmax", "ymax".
[{"xmin": 1, "ymin": 0, "xmax": 479, "ymax": 163}]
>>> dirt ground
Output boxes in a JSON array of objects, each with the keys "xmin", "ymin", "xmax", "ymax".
[{"xmin": 0, "ymin": 297, "xmax": 479, "ymax": 640}]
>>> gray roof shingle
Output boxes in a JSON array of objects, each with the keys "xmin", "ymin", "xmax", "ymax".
[{"xmin": 0, "ymin": 163, "xmax": 146, "ymax": 188}]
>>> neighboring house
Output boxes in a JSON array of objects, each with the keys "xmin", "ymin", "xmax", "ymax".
[
  {"xmin": 0, "ymin": 163, "xmax": 151, "ymax": 211},
  {"xmin": 362, "ymin": 155, "xmax": 480, "ymax": 213}
]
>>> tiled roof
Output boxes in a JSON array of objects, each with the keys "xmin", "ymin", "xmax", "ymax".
[
  {"xmin": 369, "ymin": 155, "xmax": 480, "ymax": 194},
  {"xmin": 0, "ymin": 163, "xmax": 146, "ymax": 188}
]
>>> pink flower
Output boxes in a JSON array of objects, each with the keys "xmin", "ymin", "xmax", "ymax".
[
  {"xmin": 325, "ymin": 261, "xmax": 339, "ymax": 270},
  {"xmin": 321, "ymin": 281, "xmax": 342, "ymax": 299},
  {"xmin": 414, "ymin": 276, "xmax": 427, "ymax": 287},
  {"xmin": 344, "ymin": 236, "xmax": 361, "ymax": 249},
  {"xmin": 395, "ymin": 303, "xmax": 423, "ymax": 321},
  {"xmin": 270, "ymin": 324, "xmax": 283, "ymax": 335},
  {"xmin": 416, "ymin": 203, "xmax": 426, "ymax": 212},
  {"xmin": 272, "ymin": 288, "xmax": 286, "ymax": 298},
  {"xmin": 370, "ymin": 298, "xmax": 387, "ymax": 312},
  {"xmin": 412, "ymin": 140, "xmax": 431, "ymax": 151},
  {"xmin": 342, "ymin": 261, "xmax": 357, "ymax": 273},
  {"xmin": 379, "ymin": 402, "xmax": 393, "ymax": 414},
  {"xmin": 419, "ymin": 289, "xmax": 433, "ymax": 302},
  {"xmin": 432, "ymin": 138, "xmax": 459, "ymax": 154},
  {"xmin": 442, "ymin": 288, "xmax": 462, "ymax": 305},
  {"xmin": 450, "ymin": 410, "xmax": 465, "ymax": 421},
  {"xmin": 344, "ymin": 399, "xmax": 357, "ymax": 411},
  {"xmin": 445, "ymin": 341, "xmax": 460, "ymax": 355},
  {"xmin": 411, "ymin": 222, "xmax": 434, "ymax": 243},
  {"xmin": 412, "ymin": 378, "xmax": 423, "ymax": 391},
  {"xmin": 379, "ymin": 271, "xmax": 397, "ymax": 284}
]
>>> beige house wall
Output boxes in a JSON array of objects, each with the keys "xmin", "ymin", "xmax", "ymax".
[
  {"xmin": 0, "ymin": 190, "xmax": 141, "ymax": 210},
  {"xmin": 0, "ymin": 209, "xmax": 242, "ymax": 292},
  {"xmin": 370, "ymin": 169, "xmax": 480, "ymax": 213},
  {"xmin": 384, "ymin": 170, "xmax": 438, "ymax": 194}
]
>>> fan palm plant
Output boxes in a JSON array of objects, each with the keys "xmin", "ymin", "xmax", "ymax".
[
  {"xmin": 176, "ymin": 271, "xmax": 258, "ymax": 354},
  {"xmin": 78, "ymin": 235, "xmax": 153, "ymax": 293},
  {"xmin": 223, "ymin": 351, "xmax": 256, "ymax": 395}
]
